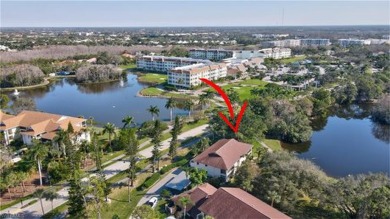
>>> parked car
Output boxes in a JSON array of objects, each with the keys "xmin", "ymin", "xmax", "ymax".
[{"xmin": 146, "ymin": 197, "xmax": 158, "ymax": 209}]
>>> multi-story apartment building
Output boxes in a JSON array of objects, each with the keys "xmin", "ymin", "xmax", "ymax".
[
  {"xmin": 259, "ymin": 48, "xmax": 292, "ymax": 59},
  {"xmin": 232, "ymin": 50, "xmax": 265, "ymax": 59},
  {"xmin": 263, "ymin": 39, "xmax": 301, "ymax": 47},
  {"xmin": 189, "ymin": 49, "xmax": 233, "ymax": 61},
  {"xmin": 300, "ymin": 38, "xmax": 331, "ymax": 46},
  {"xmin": 168, "ymin": 63, "xmax": 227, "ymax": 88},
  {"xmin": 338, "ymin": 39, "xmax": 371, "ymax": 47},
  {"xmin": 136, "ymin": 55, "xmax": 209, "ymax": 73}
]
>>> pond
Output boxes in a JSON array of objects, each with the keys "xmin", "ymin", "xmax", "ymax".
[
  {"xmin": 283, "ymin": 106, "xmax": 390, "ymax": 177},
  {"xmin": 12, "ymin": 74, "xmax": 188, "ymax": 126}
]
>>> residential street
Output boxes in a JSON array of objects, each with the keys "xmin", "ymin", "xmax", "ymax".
[
  {"xmin": 0, "ymin": 124, "xmax": 209, "ymax": 219},
  {"xmin": 136, "ymin": 168, "xmax": 180, "ymax": 207}
]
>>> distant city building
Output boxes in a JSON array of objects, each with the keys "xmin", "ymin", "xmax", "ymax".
[
  {"xmin": 167, "ymin": 63, "xmax": 227, "ymax": 88},
  {"xmin": 366, "ymin": 39, "xmax": 390, "ymax": 45},
  {"xmin": 136, "ymin": 55, "xmax": 209, "ymax": 73},
  {"xmin": 252, "ymin": 33, "xmax": 289, "ymax": 39},
  {"xmin": 263, "ymin": 39, "xmax": 301, "ymax": 48},
  {"xmin": 259, "ymin": 48, "xmax": 292, "ymax": 59},
  {"xmin": 300, "ymin": 38, "xmax": 331, "ymax": 46},
  {"xmin": 189, "ymin": 49, "xmax": 233, "ymax": 61},
  {"xmin": 232, "ymin": 50, "xmax": 266, "ymax": 59},
  {"xmin": 338, "ymin": 39, "xmax": 371, "ymax": 47}
]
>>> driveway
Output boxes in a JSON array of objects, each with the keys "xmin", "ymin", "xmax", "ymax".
[
  {"xmin": 137, "ymin": 168, "xmax": 182, "ymax": 207},
  {"xmin": 0, "ymin": 124, "xmax": 209, "ymax": 218}
]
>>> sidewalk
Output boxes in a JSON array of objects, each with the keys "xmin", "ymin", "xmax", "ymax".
[{"xmin": 0, "ymin": 124, "xmax": 208, "ymax": 218}]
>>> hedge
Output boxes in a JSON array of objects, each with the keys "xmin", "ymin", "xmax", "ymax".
[
  {"xmin": 159, "ymin": 158, "xmax": 188, "ymax": 174},
  {"xmin": 142, "ymin": 172, "xmax": 161, "ymax": 189}
]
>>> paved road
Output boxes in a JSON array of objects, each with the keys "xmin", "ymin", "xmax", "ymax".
[
  {"xmin": 0, "ymin": 124, "xmax": 208, "ymax": 219},
  {"xmin": 139, "ymin": 125, "xmax": 209, "ymax": 158},
  {"xmin": 136, "ymin": 168, "xmax": 180, "ymax": 207}
]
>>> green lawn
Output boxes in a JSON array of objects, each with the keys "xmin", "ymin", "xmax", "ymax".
[
  {"xmin": 222, "ymin": 85, "xmax": 254, "ymax": 101},
  {"xmin": 138, "ymin": 73, "xmax": 167, "ymax": 84},
  {"xmin": 239, "ymin": 79, "xmax": 269, "ymax": 86},
  {"xmin": 139, "ymin": 87, "xmax": 194, "ymax": 99},
  {"xmin": 207, "ymin": 79, "xmax": 268, "ymax": 101},
  {"xmin": 280, "ymin": 55, "xmax": 307, "ymax": 64},
  {"xmin": 119, "ymin": 63, "xmax": 137, "ymax": 70},
  {"xmin": 263, "ymin": 139, "xmax": 283, "ymax": 151},
  {"xmin": 140, "ymin": 87, "xmax": 164, "ymax": 96}
]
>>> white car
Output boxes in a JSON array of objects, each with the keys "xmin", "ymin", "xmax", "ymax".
[{"xmin": 146, "ymin": 197, "xmax": 158, "ymax": 209}]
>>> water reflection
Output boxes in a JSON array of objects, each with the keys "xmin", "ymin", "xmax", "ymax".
[
  {"xmin": 17, "ymin": 74, "xmax": 188, "ymax": 126},
  {"xmin": 372, "ymin": 122, "xmax": 390, "ymax": 144}
]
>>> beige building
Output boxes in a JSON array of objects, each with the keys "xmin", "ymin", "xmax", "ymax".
[
  {"xmin": 168, "ymin": 63, "xmax": 227, "ymax": 88},
  {"xmin": 136, "ymin": 55, "xmax": 209, "ymax": 73},
  {"xmin": 0, "ymin": 110, "xmax": 90, "ymax": 146}
]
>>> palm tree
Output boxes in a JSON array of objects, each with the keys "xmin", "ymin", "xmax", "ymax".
[
  {"xmin": 147, "ymin": 105, "xmax": 160, "ymax": 121},
  {"xmin": 31, "ymin": 141, "xmax": 48, "ymax": 186},
  {"xmin": 43, "ymin": 188, "xmax": 59, "ymax": 211},
  {"xmin": 184, "ymin": 100, "xmax": 194, "ymax": 118},
  {"xmin": 34, "ymin": 188, "xmax": 46, "ymax": 214},
  {"xmin": 122, "ymin": 115, "xmax": 135, "ymax": 129},
  {"xmin": 198, "ymin": 94, "xmax": 208, "ymax": 110},
  {"xmin": 53, "ymin": 129, "xmax": 68, "ymax": 157},
  {"xmin": 102, "ymin": 123, "xmax": 116, "ymax": 148},
  {"xmin": 165, "ymin": 98, "xmax": 176, "ymax": 122},
  {"xmin": 179, "ymin": 196, "xmax": 191, "ymax": 219}
]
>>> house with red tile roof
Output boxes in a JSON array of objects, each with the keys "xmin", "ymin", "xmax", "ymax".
[
  {"xmin": 171, "ymin": 183, "xmax": 291, "ymax": 219},
  {"xmin": 190, "ymin": 139, "xmax": 252, "ymax": 181},
  {"xmin": 0, "ymin": 110, "xmax": 90, "ymax": 145}
]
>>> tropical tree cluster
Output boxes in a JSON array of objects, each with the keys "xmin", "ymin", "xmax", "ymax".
[
  {"xmin": 235, "ymin": 151, "xmax": 390, "ymax": 218},
  {"xmin": 0, "ymin": 64, "xmax": 45, "ymax": 88},
  {"xmin": 75, "ymin": 64, "xmax": 122, "ymax": 83}
]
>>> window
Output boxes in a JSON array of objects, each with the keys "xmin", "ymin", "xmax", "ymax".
[{"xmin": 220, "ymin": 169, "xmax": 226, "ymax": 174}]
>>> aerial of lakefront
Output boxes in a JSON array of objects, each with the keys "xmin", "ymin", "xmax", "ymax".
[{"xmin": 0, "ymin": 1, "xmax": 389, "ymax": 219}]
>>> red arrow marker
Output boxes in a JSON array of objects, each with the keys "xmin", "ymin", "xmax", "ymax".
[{"xmin": 200, "ymin": 78, "xmax": 248, "ymax": 133}]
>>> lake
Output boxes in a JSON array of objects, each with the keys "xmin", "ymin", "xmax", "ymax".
[
  {"xmin": 13, "ymin": 74, "xmax": 188, "ymax": 126},
  {"xmin": 7, "ymin": 77, "xmax": 390, "ymax": 177},
  {"xmin": 283, "ymin": 112, "xmax": 390, "ymax": 177}
]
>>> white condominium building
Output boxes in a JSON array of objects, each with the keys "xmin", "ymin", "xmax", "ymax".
[
  {"xmin": 232, "ymin": 50, "xmax": 265, "ymax": 59},
  {"xmin": 136, "ymin": 55, "xmax": 210, "ymax": 73},
  {"xmin": 300, "ymin": 39, "xmax": 331, "ymax": 46},
  {"xmin": 189, "ymin": 49, "xmax": 233, "ymax": 61},
  {"xmin": 259, "ymin": 48, "xmax": 292, "ymax": 59},
  {"xmin": 338, "ymin": 39, "xmax": 371, "ymax": 47},
  {"xmin": 168, "ymin": 63, "xmax": 227, "ymax": 88},
  {"xmin": 263, "ymin": 39, "xmax": 301, "ymax": 48}
]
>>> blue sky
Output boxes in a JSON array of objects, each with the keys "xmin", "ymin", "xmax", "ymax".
[{"xmin": 1, "ymin": 1, "xmax": 389, "ymax": 27}]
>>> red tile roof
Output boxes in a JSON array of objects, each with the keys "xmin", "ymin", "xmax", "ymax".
[
  {"xmin": 199, "ymin": 187, "xmax": 292, "ymax": 219},
  {"xmin": 192, "ymin": 139, "xmax": 252, "ymax": 170}
]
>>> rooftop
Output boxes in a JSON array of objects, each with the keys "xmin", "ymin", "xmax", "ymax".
[{"xmin": 192, "ymin": 138, "xmax": 252, "ymax": 170}]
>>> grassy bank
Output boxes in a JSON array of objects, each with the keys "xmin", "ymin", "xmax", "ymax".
[
  {"xmin": 263, "ymin": 139, "xmax": 283, "ymax": 151},
  {"xmin": 137, "ymin": 73, "xmax": 167, "ymax": 84}
]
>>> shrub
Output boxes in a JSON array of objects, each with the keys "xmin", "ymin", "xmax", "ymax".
[{"xmin": 142, "ymin": 172, "xmax": 161, "ymax": 189}]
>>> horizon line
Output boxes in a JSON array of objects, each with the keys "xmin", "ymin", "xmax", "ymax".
[{"xmin": 1, "ymin": 24, "xmax": 389, "ymax": 28}]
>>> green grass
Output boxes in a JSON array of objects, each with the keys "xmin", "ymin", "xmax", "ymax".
[
  {"xmin": 140, "ymin": 87, "xmax": 164, "ymax": 96},
  {"xmin": 139, "ymin": 87, "xmax": 194, "ymax": 99},
  {"xmin": 239, "ymin": 79, "xmax": 269, "ymax": 86},
  {"xmin": 42, "ymin": 201, "xmax": 68, "ymax": 219},
  {"xmin": 182, "ymin": 119, "xmax": 208, "ymax": 132},
  {"xmin": 263, "ymin": 139, "xmax": 282, "ymax": 151},
  {"xmin": 280, "ymin": 55, "xmax": 307, "ymax": 64},
  {"xmin": 207, "ymin": 79, "xmax": 268, "ymax": 101},
  {"xmin": 138, "ymin": 73, "xmax": 167, "ymax": 84},
  {"xmin": 0, "ymin": 194, "xmax": 33, "ymax": 210},
  {"xmin": 119, "ymin": 63, "xmax": 137, "ymax": 70}
]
